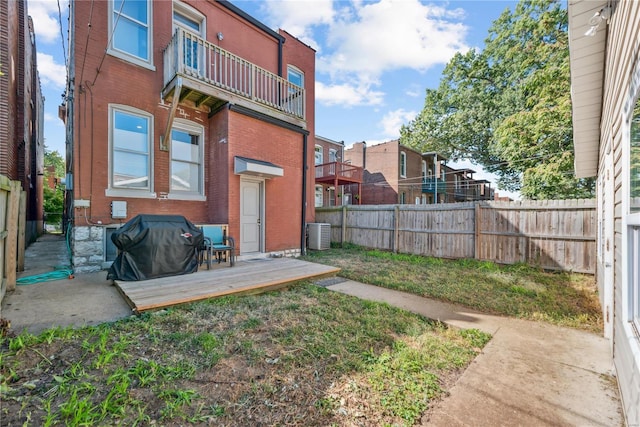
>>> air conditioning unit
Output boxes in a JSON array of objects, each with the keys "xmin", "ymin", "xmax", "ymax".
[{"xmin": 308, "ymin": 223, "xmax": 331, "ymax": 250}]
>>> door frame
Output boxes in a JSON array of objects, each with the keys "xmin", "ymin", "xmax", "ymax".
[{"xmin": 239, "ymin": 177, "xmax": 265, "ymax": 254}]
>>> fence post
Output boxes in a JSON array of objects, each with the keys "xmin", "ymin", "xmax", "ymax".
[
  {"xmin": 5, "ymin": 181, "xmax": 20, "ymax": 291},
  {"xmin": 393, "ymin": 205, "xmax": 400, "ymax": 253},
  {"xmin": 17, "ymin": 190, "xmax": 26, "ymax": 271},
  {"xmin": 341, "ymin": 205, "xmax": 347, "ymax": 247},
  {"xmin": 474, "ymin": 202, "xmax": 481, "ymax": 260}
]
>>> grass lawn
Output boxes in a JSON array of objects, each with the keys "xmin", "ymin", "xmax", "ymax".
[
  {"xmin": 302, "ymin": 244, "xmax": 603, "ymax": 333},
  {"xmin": 1, "ymin": 247, "xmax": 601, "ymax": 426},
  {"xmin": 1, "ymin": 284, "xmax": 489, "ymax": 426}
]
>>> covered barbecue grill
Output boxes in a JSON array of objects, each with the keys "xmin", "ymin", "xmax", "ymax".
[{"xmin": 107, "ymin": 214, "xmax": 204, "ymax": 281}]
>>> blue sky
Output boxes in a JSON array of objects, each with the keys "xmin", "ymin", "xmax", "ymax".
[{"xmin": 28, "ymin": 0, "xmax": 519, "ymax": 199}]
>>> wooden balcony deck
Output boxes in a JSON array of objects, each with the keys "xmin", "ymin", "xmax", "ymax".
[{"xmin": 114, "ymin": 257, "xmax": 340, "ymax": 314}]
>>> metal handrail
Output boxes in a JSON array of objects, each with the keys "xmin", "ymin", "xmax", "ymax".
[{"xmin": 164, "ymin": 28, "xmax": 305, "ymax": 120}]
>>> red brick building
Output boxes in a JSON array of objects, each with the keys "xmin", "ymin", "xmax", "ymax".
[
  {"xmin": 0, "ymin": 0, "xmax": 45, "ymax": 244},
  {"xmin": 63, "ymin": 1, "xmax": 315, "ymax": 272},
  {"xmin": 345, "ymin": 140, "xmax": 493, "ymax": 205},
  {"xmin": 313, "ymin": 136, "xmax": 362, "ymax": 207}
]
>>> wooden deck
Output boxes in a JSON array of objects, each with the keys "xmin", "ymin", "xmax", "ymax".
[{"xmin": 114, "ymin": 257, "xmax": 340, "ymax": 313}]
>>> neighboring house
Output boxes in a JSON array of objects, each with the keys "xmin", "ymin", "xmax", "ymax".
[
  {"xmin": 313, "ymin": 135, "xmax": 362, "ymax": 207},
  {"xmin": 568, "ymin": 0, "xmax": 640, "ymax": 423},
  {"xmin": 345, "ymin": 140, "xmax": 490, "ymax": 205},
  {"xmin": 62, "ymin": 0, "xmax": 315, "ymax": 272},
  {"xmin": 0, "ymin": 0, "xmax": 45, "ymax": 243}
]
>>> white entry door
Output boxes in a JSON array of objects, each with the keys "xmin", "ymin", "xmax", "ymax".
[{"xmin": 240, "ymin": 179, "xmax": 262, "ymax": 253}]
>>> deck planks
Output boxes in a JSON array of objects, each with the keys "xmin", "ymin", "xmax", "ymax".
[{"xmin": 114, "ymin": 257, "xmax": 340, "ymax": 313}]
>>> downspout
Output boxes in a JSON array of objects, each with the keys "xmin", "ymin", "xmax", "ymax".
[
  {"xmin": 278, "ymin": 37, "xmax": 284, "ymax": 77},
  {"xmin": 301, "ymin": 134, "xmax": 308, "ymax": 255}
]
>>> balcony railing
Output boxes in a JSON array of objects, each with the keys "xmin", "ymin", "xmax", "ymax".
[
  {"xmin": 422, "ymin": 177, "xmax": 446, "ymax": 194},
  {"xmin": 163, "ymin": 28, "xmax": 305, "ymax": 120},
  {"xmin": 315, "ymin": 162, "xmax": 363, "ymax": 183}
]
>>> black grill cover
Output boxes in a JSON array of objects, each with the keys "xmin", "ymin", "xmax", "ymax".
[{"xmin": 107, "ymin": 214, "xmax": 204, "ymax": 281}]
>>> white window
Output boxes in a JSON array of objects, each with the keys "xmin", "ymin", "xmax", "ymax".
[
  {"xmin": 287, "ymin": 66, "xmax": 304, "ymax": 115},
  {"xmin": 329, "ymin": 149, "xmax": 337, "ymax": 163},
  {"xmin": 288, "ymin": 66, "xmax": 303, "ymax": 87},
  {"xmin": 628, "ymin": 97, "xmax": 640, "ymax": 330},
  {"xmin": 173, "ymin": 1, "xmax": 205, "ymax": 74},
  {"xmin": 108, "ymin": 105, "xmax": 154, "ymax": 198},
  {"xmin": 422, "ymin": 160, "xmax": 427, "ymax": 181},
  {"xmin": 315, "ymin": 185, "xmax": 323, "ymax": 207},
  {"xmin": 315, "ymin": 145, "xmax": 323, "ymax": 165},
  {"xmin": 108, "ymin": 0, "xmax": 154, "ymax": 69},
  {"xmin": 169, "ymin": 119, "xmax": 204, "ymax": 199},
  {"xmin": 400, "ymin": 152, "xmax": 407, "ymax": 178}
]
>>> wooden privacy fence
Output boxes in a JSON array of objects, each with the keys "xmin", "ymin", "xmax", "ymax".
[
  {"xmin": 1, "ymin": 175, "xmax": 26, "ymax": 304},
  {"xmin": 315, "ymin": 199, "xmax": 596, "ymax": 274}
]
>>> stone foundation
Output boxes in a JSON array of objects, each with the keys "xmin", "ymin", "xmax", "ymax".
[{"xmin": 71, "ymin": 226, "xmax": 105, "ymax": 273}]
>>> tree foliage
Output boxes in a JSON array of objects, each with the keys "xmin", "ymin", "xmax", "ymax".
[
  {"xmin": 44, "ymin": 150, "xmax": 65, "ymax": 225},
  {"xmin": 400, "ymin": 0, "xmax": 595, "ymax": 199}
]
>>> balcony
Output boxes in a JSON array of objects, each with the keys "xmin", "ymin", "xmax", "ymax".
[
  {"xmin": 315, "ymin": 162, "xmax": 363, "ymax": 184},
  {"xmin": 315, "ymin": 162, "xmax": 363, "ymax": 206},
  {"xmin": 162, "ymin": 28, "xmax": 306, "ymax": 128},
  {"xmin": 422, "ymin": 177, "xmax": 446, "ymax": 194}
]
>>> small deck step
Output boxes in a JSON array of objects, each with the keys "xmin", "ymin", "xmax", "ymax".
[{"xmin": 114, "ymin": 257, "xmax": 339, "ymax": 313}]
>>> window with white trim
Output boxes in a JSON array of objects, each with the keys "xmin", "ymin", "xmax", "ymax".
[
  {"xmin": 315, "ymin": 185, "xmax": 323, "ymax": 207},
  {"xmin": 108, "ymin": 0, "xmax": 153, "ymax": 68},
  {"xmin": 170, "ymin": 120, "xmax": 204, "ymax": 197},
  {"xmin": 422, "ymin": 160, "xmax": 427, "ymax": 182},
  {"xmin": 400, "ymin": 152, "xmax": 407, "ymax": 178},
  {"xmin": 173, "ymin": 1, "xmax": 205, "ymax": 74},
  {"xmin": 314, "ymin": 145, "xmax": 323, "ymax": 165},
  {"xmin": 287, "ymin": 66, "xmax": 304, "ymax": 115},
  {"xmin": 329, "ymin": 149, "xmax": 337, "ymax": 163},
  {"xmin": 629, "ymin": 98, "xmax": 640, "ymax": 330},
  {"xmin": 109, "ymin": 105, "xmax": 153, "ymax": 193}
]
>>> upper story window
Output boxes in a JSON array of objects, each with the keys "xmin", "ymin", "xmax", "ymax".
[
  {"xmin": 329, "ymin": 149, "xmax": 338, "ymax": 163},
  {"xmin": 422, "ymin": 160, "xmax": 427, "ymax": 180},
  {"xmin": 170, "ymin": 120, "xmax": 204, "ymax": 199},
  {"xmin": 315, "ymin": 145, "xmax": 323, "ymax": 165},
  {"xmin": 109, "ymin": 0, "xmax": 154, "ymax": 69},
  {"xmin": 108, "ymin": 105, "xmax": 154, "ymax": 197},
  {"xmin": 400, "ymin": 152, "xmax": 407, "ymax": 178},
  {"xmin": 287, "ymin": 66, "xmax": 304, "ymax": 116},
  {"xmin": 173, "ymin": 1, "xmax": 205, "ymax": 73},
  {"xmin": 288, "ymin": 66, "xmax": 303, "ymax": 87}
]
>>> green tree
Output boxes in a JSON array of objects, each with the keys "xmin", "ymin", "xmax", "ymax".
[
  {"xmin": 400, "ymin": 0, "xmax": 594, "ymax": 200},
  {"xmin": 43, "ymin": 150, "xmax": 65, "ymax": 229}
]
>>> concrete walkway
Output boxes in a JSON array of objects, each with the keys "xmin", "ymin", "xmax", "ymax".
[{"xmin": 326, "ymin": 280, "xmax": 623, "ymax": 427}]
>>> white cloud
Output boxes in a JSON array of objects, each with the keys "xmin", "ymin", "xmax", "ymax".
[
  {"xmin": 37, "ymin": 53, "xmax": 66, "ymax": 90},
  {"xmin": 28, "ymin": 0, "xmax": 66, "ymax": 44},
  {"xmin": 322, "ymin": 0, "xmax": 468, "ymax": 77},
  {"xmin": 261, "ymin": 0, "xmax": 469, "ymax": 107},
  {"xmin": 316, "ymin": 81, "xmax": 384, "ymax": 107},
  {"xmin": 381, "ymin": 109, "xmax": 417, "ymax": 137},
  {"xmin": 261, "ymin": 0, "xmax": 334, "ymax": 51}
]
